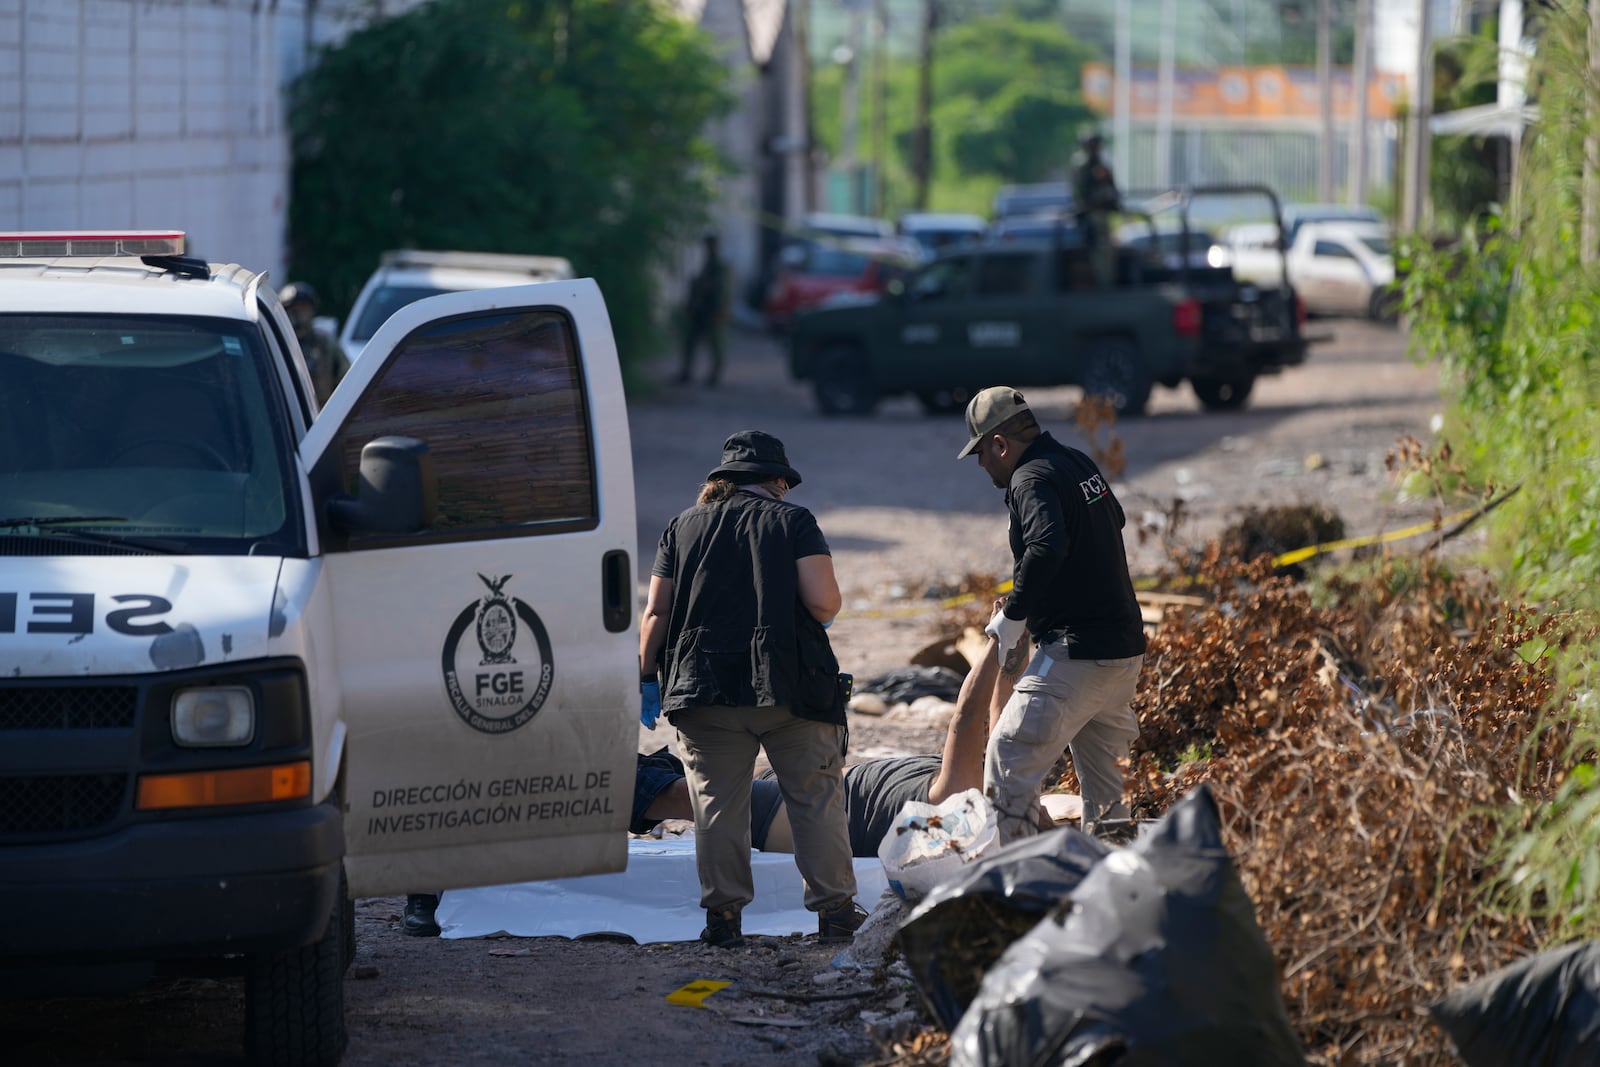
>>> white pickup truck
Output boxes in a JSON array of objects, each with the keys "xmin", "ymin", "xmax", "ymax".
[
  {"xmin": 0, "ymin": 231, "xmax": 639, "ymax": 1065},
  {"xmin": 1218, "ymin": 220, "xmax": 1398, "ymax": 322}
]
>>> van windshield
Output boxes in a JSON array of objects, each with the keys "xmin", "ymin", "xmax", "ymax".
[
  {"xmin": 0, "ymin": 314, "xmax": 303, "ymax": 556},
  {"xmin": 351, "ymin": 285, "xmax": 452, "ymax": 340}
]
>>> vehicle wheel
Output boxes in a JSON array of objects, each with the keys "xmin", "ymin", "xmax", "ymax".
[
  {"xmin": 340, "ymin": 883, "xmax": 355, "ymax": 975},
  {"xmin": 245, "ymin": 876, "xmax": 348, "ymax": 1067},
  {"xmin": 915, "ymin": 386, "xmax": 973, "ymax": 415},
  {"xmin": 813, "ymin": 347, "xmax": 879, "ymax": 415},
  {"xmin": 1369, "ymin": 286, "xmax": 1401, "ymax": 324},
  {"xmin": 1191, "ymin": 374, "xmax": 1256, "ymax": 411},
  {"xmin": 1080, "ymin": 338, "xmax": 1152, "ymax": 416}
]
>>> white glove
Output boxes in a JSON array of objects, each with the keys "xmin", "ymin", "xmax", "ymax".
[{"xmin": 984, "ymin": 608, "xmax": 1027, "ymax": 664}]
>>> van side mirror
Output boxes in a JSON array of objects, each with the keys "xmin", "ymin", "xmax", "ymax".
[{"xmin": 328, "ymin": 436, "xmax": 437, "ymax": 535}]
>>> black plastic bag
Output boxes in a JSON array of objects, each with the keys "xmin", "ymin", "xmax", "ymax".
[
  {"xmin": 857, "ymin": 665, "xmax": 965, "ymax": 704},
  {"xmin": 950, "ymin": 785, "xmax": 1304, "ymax": 1067},
  {"xmin": 1430, "ymin": 940, "xmax": 1600, "ymax": 1067},
  {"xmin": 896, "ymin": 822, "xmax": 1112, "ymax": 1030}
]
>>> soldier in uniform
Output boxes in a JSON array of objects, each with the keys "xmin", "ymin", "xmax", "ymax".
[
  {"xmin": 280, "ymin": 282, "xmax": 350, "ymax": 405},
  {"xmin": 677, "ymin": 233, "xmax": 730, "ymax": 387},
  {"xmin": 1072, "ymin": 133, "xmax": 1121, "ymax": 287}
]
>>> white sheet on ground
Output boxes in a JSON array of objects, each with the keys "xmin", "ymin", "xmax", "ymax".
[{"xmin": 437, "ymin": 835, "xmax": 889, "ymax": 943}]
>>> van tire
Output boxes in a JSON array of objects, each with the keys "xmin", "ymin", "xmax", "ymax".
[
  {"xmin": 813, "ymin": 346, "xmax": 878, "ymax": 415},
  {"xmin": 1191, "ymin": 374, "xmax": 1255, "ymax": 411},
  {"xmin": 244, "ymin": 876, "xmax": 349, "ymax": 1067},
  {"xmin": 1081, "ymin": 338, "xmax": 1151, "ymax": 416}
]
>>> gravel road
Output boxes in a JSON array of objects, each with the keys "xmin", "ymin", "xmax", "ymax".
[{"xmin": 3, "ymin": 317, "xmax": 1442, "ymax": 1067}]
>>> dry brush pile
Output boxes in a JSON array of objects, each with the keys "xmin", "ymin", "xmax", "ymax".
[
  {"xmin": 924, "ymin": 545, "xmax": 1585, "ymax": 1064},
  {"xmin": 1077, "ymin": 549, "xmax": 1579, "ymax": 1063}
]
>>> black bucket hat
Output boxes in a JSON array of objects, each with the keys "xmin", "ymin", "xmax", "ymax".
[{"xmin": 708, "ymin": 430, "xmax": 803, "ymax": 488}]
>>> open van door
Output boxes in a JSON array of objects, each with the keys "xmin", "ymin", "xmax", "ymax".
[{"xmin": 301, "ymin": 280, "xmax": 637, "ymax": 898}]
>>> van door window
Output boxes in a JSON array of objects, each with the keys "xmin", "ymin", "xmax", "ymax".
[{"xmin": 336, "ymin": 309, "xmax": 597, "ymax": 540}]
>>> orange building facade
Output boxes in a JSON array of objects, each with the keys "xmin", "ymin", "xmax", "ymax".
[{"xmin": 1082, "ymin": 62, "xmax": 1407, "ymax": 123}]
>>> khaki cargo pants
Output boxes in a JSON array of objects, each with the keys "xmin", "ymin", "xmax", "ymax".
[
  {"xmin": 984, "ymin": 643, "xmax": 1144, "ymax": 843},
  {"xmin": 674, "ymin": 704, "xmax": 856, "ymax": 914}
]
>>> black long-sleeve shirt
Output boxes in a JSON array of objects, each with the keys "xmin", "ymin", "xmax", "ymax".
[{"xmin": 1001, "ymin": 432, "xmax": 1147, "ymax": 659}]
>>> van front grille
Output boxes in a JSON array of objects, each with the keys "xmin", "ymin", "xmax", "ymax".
[
  {"xmin": 0, "ymin": 686, "xmax": 138, "ymax": 730},
  {"xmin": 0, "ymin": 773, "xmax": 128, "ymax": 834}
]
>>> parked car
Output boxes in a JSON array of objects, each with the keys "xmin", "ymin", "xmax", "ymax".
[
  {"xmin": 988, "ymin": 211, "xmax": 1082, "ymax": 244},
  {"xmin": 1114, "ymin": 224, "xmax": 1227, "ymax": 271},
  {"xmin": 797, "ymin": 212, "xmax": 895, "ymax": 241},
  {"xmin": 897, "ymin": 212, "xmax": 988, "ymax": 261},
  {"xmin": 1281, "ymin": 202, "xmax": 1387, "ymax": 245},
  {"xmin": 1219, "ymin": 220, "xmax": 1397, "ymax": 321},
  {"xmin": 339, "ymin": 249, "xmax": 574, "ymax": 363},
  {"xmin": 992, "ymin": 182, "xmax": 1073, "ymax": 220},
  {"xmin": 763, "ymin": 236, "xmax": 920, "ymax": 333}
]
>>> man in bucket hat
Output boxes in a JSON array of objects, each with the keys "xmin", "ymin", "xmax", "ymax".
[
  {"xmin": 959, "ymin": 387, "xmax": 1147, "ymax": 843},
  {"xmin": 639, "ymin": 430, "xmax": 865, "ymax": 948}
]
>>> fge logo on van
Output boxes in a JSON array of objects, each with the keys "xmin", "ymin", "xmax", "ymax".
[{"xmin": 440, "ymin": 574, "xmax": 554, "ymax": 735}]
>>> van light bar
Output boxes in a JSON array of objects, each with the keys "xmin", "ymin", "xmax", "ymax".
[
  {"xmin": 0, "ymin": 231, "xmax": 186, "ymax": 259},
  {"xmin": 135, "ymin": 760, "xmax": 311, "ymax": 811}
]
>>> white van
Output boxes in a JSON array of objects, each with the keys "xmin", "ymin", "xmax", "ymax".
[
  {"xmin": 0, "ymin": 232, "xmax": 638, "ymax": 1064},
  {"xmin": 339, "ymin": 249, "xmax": 576, "ymax": 364}
]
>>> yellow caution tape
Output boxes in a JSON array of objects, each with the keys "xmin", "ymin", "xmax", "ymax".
[
  {"xmin": 666, "ymin": 979, "xmax": 732, "ymax": 1008},
  {"xmin": 839, "ymin": 505, "xmax": 1479, "ymax": 621}
]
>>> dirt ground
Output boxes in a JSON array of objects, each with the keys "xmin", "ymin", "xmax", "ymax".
[{"xmin": 2, "ymin": 318, "xmax": 1446, "ymax": 1066}]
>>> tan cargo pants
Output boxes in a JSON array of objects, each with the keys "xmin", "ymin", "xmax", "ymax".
[
  {"xmin": 984, "ymin": 644, "xmax": 1144, "ymax": 843},
  {"xmin": 674, "ymin": 704, "xmax": 856, "ymax": 914}
]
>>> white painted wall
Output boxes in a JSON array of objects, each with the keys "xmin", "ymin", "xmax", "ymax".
[{"xmin": 0, "ymin": 0, "xmax": 398, "ymax": 279}]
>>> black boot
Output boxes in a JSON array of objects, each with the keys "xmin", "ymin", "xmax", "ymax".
[
  {"xmin": 699, "ymin": 906, "xmax": 745, "ymax": 948},
  {"xmin": 817, "ymin": 900, "xmax": 868, "ymax": 943},
  {"xmin": 403, "ymin": 893, "xmax": 441, "ymax": 937}
]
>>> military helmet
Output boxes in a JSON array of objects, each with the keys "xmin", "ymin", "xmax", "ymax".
[{"xmin": 279, "ymin": 281, "xmax": 320, "ymax": 310}]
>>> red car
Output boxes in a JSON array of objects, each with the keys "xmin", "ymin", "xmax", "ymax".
[{"xmin": 763, "ymin": 236, "xmax": 918, "ymax": 332}]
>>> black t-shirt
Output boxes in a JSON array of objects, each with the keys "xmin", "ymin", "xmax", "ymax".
[
  {"xmin": 1004, "ymin": 432, "xmax": 1146, "ymax": 659},
  {"xmin": 754, "ymin": 755, "xmax": 941, "ymax": 857},
  {"xmin": 651, "ymin": 491, "xmax": 830, "ymax": 715}
]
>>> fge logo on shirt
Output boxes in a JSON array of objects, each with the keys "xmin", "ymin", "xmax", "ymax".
[
  {"xmin": 1080, "ymin": 474, "xmax": 1110, "ymax": 503},
  {"xmin": 441, "ymin": 574, "xmax": 554, "ymax": 735}
]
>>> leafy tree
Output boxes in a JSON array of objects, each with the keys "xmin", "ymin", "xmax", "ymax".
[
  {"xmin": 811, "ymin": 13, "xmax": 1095, "ymax": 216},
  {"xmin": 287, "ymin": 0, "xmax": 731, "ymax": 370}
]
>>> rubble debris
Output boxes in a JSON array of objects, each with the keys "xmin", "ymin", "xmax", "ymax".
[{"xmin": 1218, "ymin": 502, "xmax": 1345, "ymax": 577}]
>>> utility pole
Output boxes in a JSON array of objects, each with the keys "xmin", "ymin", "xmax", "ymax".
[
  {"xmin": 872, "ymin": 0, "xmax": 889, "ymax": 216},
  {"xmin": 1350, "ymin": 0, "xmax": 1371, "ymax": 205},
  {"xmin": 912, "ymin": 0, "xmax": 938, "ymax": 210},
  {"xmin": 796, "ymin": 0, "xmax": 817, "ymax": 213},
  {"xmin": 1402, "ymin": 0, "xmax": 1433, "ymax": 232},
  {"xmin": 1114, "ymin": 0, "xmax": 1132, "ymax": 191},
  {"xmin": 841, "ymin": 1, "xmax": 866, "ymax": 213},
  {"xmin": 1156, "ymin": 0, "xmax": 1176, "ymax": 188},
  {"xmin": 1317, "ymin": 0, "xmax": 1335, "ymax": 201}
]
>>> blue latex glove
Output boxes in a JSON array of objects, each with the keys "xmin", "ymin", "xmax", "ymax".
[
  {"xmin": 640, "ymin": 680, "xmax": 661, "ymax": 730},
  {"xmin": 822, "ymin": 618, "xmax": 834, "ymax": 630}
]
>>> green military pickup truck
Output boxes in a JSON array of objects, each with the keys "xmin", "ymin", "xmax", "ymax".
[{"xmin": 787, "ymin": 191, "xmax": 1311, "ymax": 417}]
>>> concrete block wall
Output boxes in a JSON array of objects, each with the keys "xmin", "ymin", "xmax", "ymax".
[{"xmin": 0, "ymin": 0, "xmax": 390, "ymax": 280}]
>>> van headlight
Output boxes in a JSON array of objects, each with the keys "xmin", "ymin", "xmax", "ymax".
[{"xmin": 172, "ymin": 687, "xmax": 256, "ymax": 747}]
